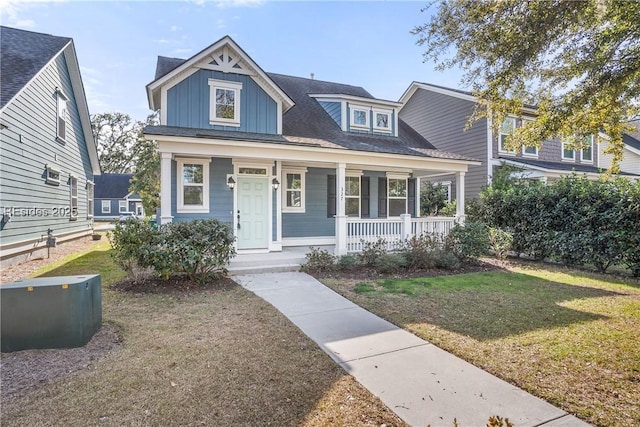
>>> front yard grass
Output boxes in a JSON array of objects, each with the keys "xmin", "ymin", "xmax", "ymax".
[
  {"xmin": 320, "ymin": 262, "xmax": 640, "ymax": 427},
  {"xmin": 1, "ymin": 241, "xmax": 405, "ymax": 427}
]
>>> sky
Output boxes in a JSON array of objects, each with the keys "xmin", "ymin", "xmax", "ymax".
[{"xmin": 1, "ymin": 0, "xmax": 465, "ymax": 122}]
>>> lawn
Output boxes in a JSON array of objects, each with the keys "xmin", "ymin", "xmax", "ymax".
[
  {"xmin": 321, "ymin": 262, "xmax": 640, "ymax": 427},
  {"xmin": 1, "ymin": 241, "xmax": 405, "ymax": 427}
]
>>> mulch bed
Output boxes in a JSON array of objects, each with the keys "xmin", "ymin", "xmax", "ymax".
[{"xmin": 110, "ymin": 275, "xmax": 237, "ymax": 295}]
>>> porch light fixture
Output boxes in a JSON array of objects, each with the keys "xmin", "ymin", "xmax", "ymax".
[
  {"xmin": 272, "ymin": 178, "xmax": 280, "ymax": 191},
  {"xmin": 227, "ymin": 176, "xmax": 236, "ymax": 190}
]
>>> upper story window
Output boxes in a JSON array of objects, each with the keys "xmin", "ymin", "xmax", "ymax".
[
  {"xmin": 523, "ymin": 145, "xmax": 538, "ymax": 157},
  {"xmin": 581, "ymin": 135, "xmax": 594, "ymax": 163},
  {"xmin": 208, "ymin": 79, "xmax": 242, "ymax": 127},
  {"xmin": 282, "ymin": 168, "xmax": 307, "ymax": 213},
  {"xmin": 86, "ymin": 181, "xmax": 94, "ymax": 218},
  {"xmin": 373, "ymin": 109, "xmax": 392, "ymax": 132},
  {"xmin": 56, "ymin": 90, "xmax": 68, "ymax": 142},
  {"xmin": 388, "ymin": 177, "xmax": 407, "ymax": 217},
  {"xmin": 562, "ymin": 140, "xmax": 575, "ymax": 161},
  {"xmin": 177, "ymin": 158, "xmax": 210, "ymax": 213},
  {"xmin": 350, "ymin": 105, "xmax": 369, "ymax": 129},
  {"xmin": 499, "ymin": 117, "xmax": 516, "ymax": 154}
]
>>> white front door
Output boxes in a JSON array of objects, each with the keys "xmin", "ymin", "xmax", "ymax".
[{"xmin": 237, "ymin": 176, "xmax": 269, "ymax": 250}]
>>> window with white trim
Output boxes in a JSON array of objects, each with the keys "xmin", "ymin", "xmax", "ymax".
[
  {"xmin": 373, "ymin": 109, "xmax": 391, "ymax": 132},
  {"xmin": 69, "ymin": 176, "xmax": 78, "ymax": 221},
  {"xmin": 523, "ymin": 145, "xmax": 538, "ymax": 157},
  {"xmin": 499, "ymin": 117, "xmax": 516, "ymax": 154},
  {"xmin": 282, "ymin": 168, "xmax": 306, "ymax": 213},
  {"xmin": 388, "ymin": 178, "xmax": 407, "ymax": 217},
  {"xmin": 102, "ymin": 200, "xmax": 111, "ymax": 213},
  {"xmin": 119, "ymin": 200, "xmax": 127, "ymax": 213},
  {"xmin": 562, "ymin": 140, "xmax": 575, "ymax": 160},
  {"xmin": 45, "ymin": 164, "xmax": 61, "ymax": 185},
  {"xmin": 581, "ymin": 135, "xmax": 594, "ymax": 163},
  {"xmin": 56, "ymin": 90, "xmax": 68, "ymax": 142},
  {"xmin": 345, "ymin": 176, "xmax": 361, "ymax": 217},
  {"xmin": 350, "ymin": 106, "xmax": 369, "ymax": 129},
  {"xmin": 86, "ymin": 181, "xmax": 94, "ymax": 218},
  {"xmin": 208, "ymin": 79, "xmax": 242, "ymax": 127},
  {"xmin": 177, "ymin": 158, "xmax": 210, "ymax": 213}
]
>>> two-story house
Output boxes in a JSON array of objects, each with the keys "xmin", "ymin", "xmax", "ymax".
[
  {"xmin": 93, "ymin": 173, "xmax": 144, "ymax": 221},
  {"xmin": 399, "ymin": 82, "xmax": 640, "ymax": 200},
  {"xmin": 0, "ymin": 26, "xmax": 100, "ymax": 267},
  {"xmin": 144, "ymin": 36, "xmax": 479, "ymax": 255}
]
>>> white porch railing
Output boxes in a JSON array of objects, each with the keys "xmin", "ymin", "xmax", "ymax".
[{"xmin": 346, "ymin": 216, "xmax": 456, "ymax": 253}]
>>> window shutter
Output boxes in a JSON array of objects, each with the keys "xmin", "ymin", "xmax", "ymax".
[
  {"xmin": 378, "ymin": 177, "xmax": 387, "ymax": 218},
  {"xmin": 408, "ymin": 178, "xmax": 416, "ymax": 217},
  {"xmin": 361, "ymin": 176, "xmax": 370, "ymax": 218},
  {"xmin": 327, "ymin": 175, "xmax": 336, "ymax": 217}
]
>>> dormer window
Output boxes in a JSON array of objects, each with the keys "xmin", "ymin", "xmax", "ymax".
[
  {"xmin": 373, "ymin": 109, "xmax": 391, "ymax": 132},
  {"xmin": 208, "ymin": 79, "xmax": 242, "ymax": 127},
  {"xmin": 351, "ymin": 106, "xmax": 369, "ymax": 129}
]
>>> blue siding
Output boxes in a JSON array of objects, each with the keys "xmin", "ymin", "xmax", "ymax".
[
  {"xmin": 282, "ymin": 167, "xmax": 335, "ymax": 238},
  {"xmin": 171, "ymin": 157, "xmax": 233, "ymax": 224},
  {"xmin": 166, "ymin": 70, "xmax": 278, "ymax": 134},
  {"xmin": 318, "ymin": 101, "xmax": 341, "ymax": 128},
  {"xmin": 0, "ymin": 50, "xmax": 94, "ymax": 248},
  {"xmin": 365, "ymin": 170, "xmax": 386, "ymax": 218}
]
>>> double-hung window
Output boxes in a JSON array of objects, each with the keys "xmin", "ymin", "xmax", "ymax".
[
  {"xmin": 562, "ymin": 140, "xmax": 575, "ymax": 160},
  {"xmin": 119, "ymin": 200, "xmax": 127, "ymax": 213},
  {"xmin": 581, "ymin": 135, "xmax": 594, "ymax": 163},
  {"xmin": 86, "ymin": 181, "xmax": 94, "ymax": 218},
  {"xmin": 177, "ymin": 158, "xmax": 209, "ymax": 213},
  {"xmin": 282, "ymin": 168, "xmax": 306, "ymax": 213},
  {"xmin": 388, "ymin": 178, "xmax": 407, "ymax": 217},
  {"xmin": 208, "ymin": 79, "xmax": 242, "ymax": 127},
  {"xmin": 345, "ymin": 176, "xmax": 361, "ymax": 217},
  {"xmin": 499, "ymin": 117, "xmax": 516, "ymax": 154},
  {"xmin": 56, "ymin": 90, "xmax": 68, "ymax": 142},
  {"xmin": 102, "ymin": 200, "xmax": 111, "ymax": 213},
  {"xmin": 69, "ymin": 176, "xmax": 78, "ymax": 220}
]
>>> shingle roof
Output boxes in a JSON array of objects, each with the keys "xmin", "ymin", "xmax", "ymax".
[
  {"xmin": 94, "ymin": 173, "xmax": 134, "ymax": 199},
  {"xmin": 0, "ymin": 26, "xmax": 71, "ymax": 109},
  {"xmin": 624, "ymin": 119, "xmax": 640, "ymax": 151},
  {"xmin": 155, "ymin": 56, "xmax": 186, "ymax": 80},
  {"xmin": 500, "ymin": 156, "xmax": 639, "ymax": 177}
]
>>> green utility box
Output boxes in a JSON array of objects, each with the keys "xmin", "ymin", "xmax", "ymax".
[{"xmin": 1, "ymin": 274, "xmax": 101, "ymax": 352}]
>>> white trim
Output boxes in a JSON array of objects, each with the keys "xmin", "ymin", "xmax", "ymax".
[
  {"xmin": 282, "ymin": 236, "xmax": 336, "ymax": 247},
  {"xmin": 69, "ymin": 175, "xmax": 78, "ymax": 221},
  {"xmin": 282, "ymin": 167, "xmax": 307, "ymax": 213},
  {"xmin": 340, "ymin": 100, "xmax": 348, "ymax": 131},
  {"xmin": 386, "ymin": 172, "xmax": 410, "ymax": 179},
  {"xmin": 309, "ymin": 93, "xmax": 401, "ymax": 108},
  {"xmin": 86, "ymin": 180, "xmax": 94, "ymax": 218},
  {"xmin": 160, "ymin": 86, "xmax": 168, "ymax": 125},
  {"xmin": 275, "ymin": 161, "xmax": 282, "ymax": 246},
  {"xmin": 56, "ymin": 89, "xmax": 69, "ymax": 143},
  {"xmin": 580, "ymin": 135, "xmax": 594, "ymax": 163},
  {"xmin": 101, "ymin": 200, "xmax": 111, "ymax": 214},
  {"xmin": 499, "ymin": 117, "xmax": 516, "ymax": 155},
  {"xmin": 46, "ymin": 164, "xmax": 61, "ymax": 185},
  {"xmin": 372, "ymin": 108, "xmax": 392, "ymax": 133},
  {"xmin": 522, "ymin": 145, "xmax": 538, "ymax": 157},
  {"xmin": 561, "ymin": 140, "xmax": 575, "ymax": 161},
  {"xmin": 344, "ymin": 175, "xmax": 361, "ymax": 218},
  {"xmin": 118, "ymin": 200, "xmax": 127, "ymax": 213},
  {"xmin": 350, "ymin": 104, "xmax": 370, "ymax": 129},
  {"xmin": 176, "ymin": 157, "xmax": 210, "ymax": 213},
  {"xmin": 233, "ymin": 160, "xmax": 274, "ymax": 252},
  {"xmin": 387, "ymin": 176, "xmax": 408, "ymax": 217},
  {"xmin": 208, "ymin": 79, "xmax": 242, "ymax": 127}
]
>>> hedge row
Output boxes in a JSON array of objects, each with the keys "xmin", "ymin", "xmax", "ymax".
[{"xmin": 475, "ymin": 174, "xmax": 640, "ymax": 275}]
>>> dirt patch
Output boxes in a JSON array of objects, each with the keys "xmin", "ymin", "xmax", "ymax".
[
  {"xmin": 110, "ymin": 275, "xmax": 237, "ymax": 295},
  {"xmin": 1, "ymin": 324, "xmax": 122, "ymax": 400}
]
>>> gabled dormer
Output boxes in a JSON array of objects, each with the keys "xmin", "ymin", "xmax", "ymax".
[
  {"xmin": 310, "ymin": 94, "xmax": 401, "ymax": 137},
  {"xmin": 146, "ymin": 36, "xmax": 294, "ymax": 135}
]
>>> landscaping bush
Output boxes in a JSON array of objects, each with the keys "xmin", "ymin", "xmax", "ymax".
[
  {"xmin": 440, "ymin": 199, "xmax": 457, "ymax": 217},
  {"xmin": 108, "ymin": 219, "xmax": 160, "ymax": 279},
  {"xmin": 374, "ymin": 253, "xmax": 408, "ymax": 274},
  {"xmin": 402, "ymin": 234, "xmax": 441, "ymax": 269},
  {"xmin": 487, "ymin": 227, "xmax": 513, "ymax": 260},
  {"xmin": 336, "ymin": 254, "xmax": 360, "ymax": 271},
  {"xmin": 445, "ymin": 221, "xmax": 489, "ymax": 263},
  {"xmin": 420, "ymin": 182, "xmax": 449, "ymax": 215},
  {"xmin": 358, "ymin": 238, "xmax": 388, "ymax": 267},
  {"xmin": 432, "ymin": 249, "xmax": 461, "ymax": 270},
  {"xmin": 303, "ymin": 247, "xmax": 336, "ymax": 272}
]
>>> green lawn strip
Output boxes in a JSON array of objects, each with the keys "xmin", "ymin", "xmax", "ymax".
[
  {"xmin": 3, "ymin": 244, "xmax": 406, "ymax": 426},
  {"xmin": 321, "ymin": 267, "xmax": 640, "ymax": 427}
]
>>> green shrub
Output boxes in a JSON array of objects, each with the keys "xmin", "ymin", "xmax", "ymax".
[
  {"xmin": 432, "ymin": 249, "xmax": 461, "ymax": 270},
  {"xmin": 303, "ymin": 247, "xmax": 336, "ymax": 272},
  {"xmin": 359, "ymin": 238, "xmax": 388, "ymax": 267},
  {"xmin": 445, "ymin": 221, "xmax": 489, "ymax": 263},
  {"xmin": 336, "ymin": 254, "xmax": 360, "ymax": 271},
  {"xmin": 402, "ymin": 234, "xmax": 441, "ymax": 269},
  {"xmin": 420, "ymin": 182, "xmax": 449, "ymax": 215},
  {"xmin": 375, "ymin": 253, "xmax": 408, "ymax": 274},
  {"xmin": 487, "ymin": 227, "xmax": 513, "ymax": 260},
  {"xmin": 108, "ymin": 219, "xmax": 160, "ymax": 279},
  {"xmin": 440, "ymin": 200, "xmax": 457, "ymax": 217}
]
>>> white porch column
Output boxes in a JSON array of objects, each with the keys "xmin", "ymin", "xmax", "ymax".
[
  {"xmin": 335, "ymin": 163, "xmax": 347, "ymax": 256},
  {"xmin": 455, "ymin": 171, "xmax": 465, "ymax": 224},
  {"xmin": 160, "ymin": 152, "xmax": 173, "ymax": 224},
  {"xmin": 400, "ymin": 213, "xmax": 412, "ymax": 240},
  {"xmin": 275, "ymin": 161, "xmax": 283, "ymax": 250}
]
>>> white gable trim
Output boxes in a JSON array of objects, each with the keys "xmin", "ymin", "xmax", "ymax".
[
  {"xmin": 147, "ymin": 36, "xmax": 294, "ymax": 113},
  {"xmin": 309, "ymin": 93, "xmax": 401, "ymax": 109}
]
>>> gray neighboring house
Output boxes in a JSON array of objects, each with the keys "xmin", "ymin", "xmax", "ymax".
[
  {"xmin": 0, "ymin": 26, "xmax": 100, "ymax": 267},
  {"xmin": 399, "ymin": 82, "xmax": 640, "ymax": 200},
  {"xmin": 93, "ymin": 173, "xmax": 144, "ymax": 220}
]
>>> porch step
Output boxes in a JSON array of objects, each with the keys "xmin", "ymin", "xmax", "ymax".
[
  {"xmin": 229, "ymin": 263, "xmax": 302, "ymax": 275},
  {"xmin": 228, "ymin": 248, "xmax": 312, "ymax": 275}
]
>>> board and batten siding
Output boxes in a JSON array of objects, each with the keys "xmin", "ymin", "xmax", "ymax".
[
  {"xmin": 166, "ymin": 70, "xmax": 278, "ymax": 134},
  {"xmin": 170, "ymin": 157, "xmax": 233, "ymax": 224},
  {"xmin": 0, "ymin": 49, "xmax": 94, "ymax": 257},
  {"xmin": 400, "ymin": 88, "xmax": 488, "ymax": 199}
]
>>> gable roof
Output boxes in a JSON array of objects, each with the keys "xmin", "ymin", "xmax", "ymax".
[
  {"xmin": 0, "ymin": 26, "xmax": 71, "ymax": 108},
  {"xmin": 624, "ymin": 119, "xmax": 640, "ymax": 152},
  {"xmin": 146, "ymin": 35, "xmax": 294, "ymax": 113},
  {"xmin": 94, "ymin": 173, "xmax": 134, "ymax": 199},
  {"xmin": 0, "ymin": 26, "xmax": 100, "ymax": 175}
]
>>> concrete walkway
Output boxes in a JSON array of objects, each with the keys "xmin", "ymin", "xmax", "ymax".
[{"xmin": 234, "ymin": 272, "xmax": 591, "ymax": 427}]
